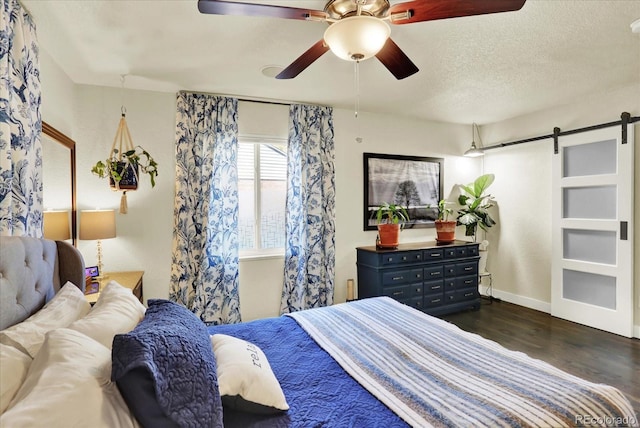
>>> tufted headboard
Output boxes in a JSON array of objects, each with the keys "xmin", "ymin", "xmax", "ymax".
[{"xmin": 0, "ymin": 236, "xmax": 85, "ymax": 330}]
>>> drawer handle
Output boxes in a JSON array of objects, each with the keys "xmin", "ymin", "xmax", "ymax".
[
  {"xmin": 416, "ymin": 274, "xmax": 422, "ymax": 278},
  {"xmin": 393, "ymin": 291, "xmax": 404, "ymax": 297},
  {"xmin": 415, "ymin": 288, "xmax": 422, "ymax": 293},
  {"xmin": 431, "ymin": 298, "xmax": 441, "ymax": 303},
  {"xmin": 430, "ymin": 272, "xmax": 440, "ymax": 276},
  {"xmin": 402, "ymin": 256, "xmax": 407, "ymax": 261},
  {"xmin": 464, "ymin": 292, "xmax": 474, "ymax": 297},
  {"xmin": 416, "ymin": 255, "xmax": 421, "ymax": 259},
  {"xmin": 464, "ymin": 266, "xmax": 473, "ymax": 271},
  {"xmin": 388, "ymin": 257, "xmax": 393, "ymax": 262},
  {"xmin": 430, "ymin": 253, "xmax": 441, "ymax": 257},
  {"xmin": 431, "ymin": 285, "xmax": 441, "ymax": 290},
  {"xmin": 392, "ymin": 276, "xmax": 404, "ymax": 281},
  {"xmin": 464, "ymin": 280, "xmax": 472, "ymax": 284}
]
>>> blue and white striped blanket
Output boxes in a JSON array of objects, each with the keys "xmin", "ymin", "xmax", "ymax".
[{"xmin": 287, "ymin": 297, "xmax": 637, "ymax": 428}]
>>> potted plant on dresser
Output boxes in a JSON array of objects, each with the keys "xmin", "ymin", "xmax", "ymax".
[
  {"xmin": 435, "ymin": 199, "xmax": 456, "ymax": 244},
  {"xmin": 375, "ymin": 203, "xmax": 409, "ymax": 249}
]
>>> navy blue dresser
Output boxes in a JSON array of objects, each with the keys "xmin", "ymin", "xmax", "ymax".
[{"xmin": 356, "ymin": 240, "xmax": 481, "ymax": 316}]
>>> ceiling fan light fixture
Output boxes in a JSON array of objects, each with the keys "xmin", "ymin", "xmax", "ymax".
[{"xmin": 323, "ymin": 15, "xmax": 390, "ymax": 61}]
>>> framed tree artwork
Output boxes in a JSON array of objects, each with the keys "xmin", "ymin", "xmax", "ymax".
[{"xmin": 363, "ymin": 153, "xmax": 444, "ymax": 230}]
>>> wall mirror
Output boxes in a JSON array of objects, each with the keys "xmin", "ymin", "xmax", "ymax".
[{"xmin": 42, "ymin": 121, "xmax": 77, "ymax": 246}]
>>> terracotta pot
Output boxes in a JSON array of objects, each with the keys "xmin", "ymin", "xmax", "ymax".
[
  {"xmin": 435, "ymin": 220, "xmax": 456, "ymax": 244},
  {"xmin": 377, "ymin": 223, "xmax": 401, "ymax": 249}
]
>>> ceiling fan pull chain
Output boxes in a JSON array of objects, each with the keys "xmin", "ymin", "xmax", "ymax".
[{"xmin": 354, "ymin": 59, "xmax": 360, "ymax": 118}]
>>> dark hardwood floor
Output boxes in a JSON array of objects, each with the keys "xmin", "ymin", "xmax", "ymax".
[{"xmin": 441, "ymin": 299, "xmax": 640, "ymax": 413}]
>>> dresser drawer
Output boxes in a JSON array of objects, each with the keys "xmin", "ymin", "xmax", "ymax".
[
  {"xmin": 405, "ymin": 296, "xmax": 424, "ymax": 311},
  {"xmin": 424, "ymin": 293, "xmax": 444, "ymax": 308},
  {"xmin": 455, "ymin": 261, "xmax": 477, "ymax": 276},
  {"xmin": 457, "ymin": 288, "xmax": 478, "ymax": 301},
  {"xmin": 423, "ymin": 265, "xmax": 444, "ymax": 280},
  {"xmin": 423, "ymin": 248, "xmax": 444, "ymax": 262},
  {"xmin": 444, "ymin": 264, "xmax": 456, "ymax": 277},
  {"xmin": 444, "ymin": 278, "xmax": 456, "ymax": 292},
  {"xmin": 456, "ymin": 275, "xmax": 477, "ymax": 290},
  {"xmin": 381, "ymin": 251, "xmax": 423, "ymax": 266},
  {"xmin": 383, "ymin": 283, "xmax": 422, "ymax": 300},
  {"xmin": 424, "ymin": 280, "xmax": 443, "ymax": 294},
  {"xmin": 443, "ymin": 247, "xmax": 457, "ymax": 258},
  {"xmin": 382, "ymin": 268, "xmax": 423, "ymax": 286}
]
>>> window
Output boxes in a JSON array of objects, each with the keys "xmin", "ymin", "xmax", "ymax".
[{"xmin": 238, "ymin": 138, "xmax": 287, "ymax": 256}]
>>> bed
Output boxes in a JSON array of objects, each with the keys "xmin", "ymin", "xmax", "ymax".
[{"xmin": 1, "ymin": 236, "xmax": 637, "ymax": 427}]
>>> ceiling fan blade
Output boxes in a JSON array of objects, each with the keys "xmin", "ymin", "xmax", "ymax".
[
  {"xmin": 276, "ymin": 40, "xmax": 330, "ymax": 79},
  {"xmin": 389, "ymin": 0, "xmax": 526, "ymax": 24},
  {"xmin": 375, "ymin": 38, "xmax": 419, "ymax": 80},
  {"xmin": 198, "ymin": 0, "xmax": 327, "ymax": 21}
]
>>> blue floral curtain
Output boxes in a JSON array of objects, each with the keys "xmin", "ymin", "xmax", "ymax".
[
  {"xmin": 170, "ymin": 92, "xmax": 241, "ymax": 325},
  {"xmin": 0, "ymin": 0, "xmax": 42, "ymax": 237},
  {"xmin": 280, "ymin": 104, "xmax": 336, "ymax": 314}
]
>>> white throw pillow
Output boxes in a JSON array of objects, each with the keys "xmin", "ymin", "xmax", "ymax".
[
  {"xmin": 211, "ymin": 334, "xmax": 289, "ymax": 414},
  {"xmin": 0, "ymin": 328, "xmax": 139, "ymax": 428},
  {"xmin": 0, "ymin": 344, "xmax": 31, "ymax": 414},
  {"xmin": 0, "ymin": 282, "xmax": 90, "ymax": 358},
  {"xmin": 68, "ymin": 280, "xmax": 146, "ymax": 349}
]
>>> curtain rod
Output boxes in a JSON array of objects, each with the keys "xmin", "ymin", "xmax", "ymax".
[
  {"xmin": 178, "ymin": 90, "xmax": 292, "ymax": 106},
  {"xmin": 482, "ymin": 112, "xmax": 640, "ymax": 152}
]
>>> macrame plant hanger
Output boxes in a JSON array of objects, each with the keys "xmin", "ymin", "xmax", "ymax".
[{"xmin": 108, "ymin": 75, "xmax": 139, "ymax": 214}]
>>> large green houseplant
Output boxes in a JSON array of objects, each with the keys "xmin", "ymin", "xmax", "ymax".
[
  {"xmin": 456, "ymin": 173, "xmax": 496, "ymax": 241},
  {"xmin": 375, "ymin": 202, "xmax": 409, "ymax": 249}
]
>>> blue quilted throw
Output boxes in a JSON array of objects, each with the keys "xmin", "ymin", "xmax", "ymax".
[{"xmin": 112, "ymin": 299, "xmax": 223, "ymax": 428}]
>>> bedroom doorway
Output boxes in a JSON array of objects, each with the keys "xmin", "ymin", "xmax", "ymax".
[{"xmin": 551, "ymin": 125, "xmax": 634, "ymax": 338}]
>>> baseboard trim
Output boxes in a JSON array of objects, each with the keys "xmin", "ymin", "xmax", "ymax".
[
  {"xmin": 491, "ymin": 289, "xmax": 551, "ymax": 313},
  {"xmin": 492, "ymin": 289, "xmax": 640, "ymax": 339}
]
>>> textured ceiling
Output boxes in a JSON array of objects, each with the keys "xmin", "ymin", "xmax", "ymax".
[{"xmin": 23, "ymin": 0, "xmax": 640, "ymax": 125}]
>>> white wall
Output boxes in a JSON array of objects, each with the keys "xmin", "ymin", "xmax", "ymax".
[{"xmin": 238, "ymin": 105, "xmax": 481, "ymax": 320}]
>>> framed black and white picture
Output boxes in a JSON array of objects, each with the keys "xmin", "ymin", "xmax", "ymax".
[{"xmin": 363, "ymin": 153, "xmax": 444, "ymax": 230}]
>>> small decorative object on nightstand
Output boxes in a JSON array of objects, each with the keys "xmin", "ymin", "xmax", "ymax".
[{"xmin": 85, "ymin": 270, "xmax": 144, "ymax": 305}]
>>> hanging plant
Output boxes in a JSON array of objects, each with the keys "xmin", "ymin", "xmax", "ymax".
[
  {"xmin": 91, "ymin": 146, "xmax": 158, "ymax": 189},
  {"xmin": 90, "ymin": 112, "xmax": 158, "ymax": 213}
]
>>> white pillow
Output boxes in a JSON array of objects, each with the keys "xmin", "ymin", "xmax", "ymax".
[
  {"xmin": 211, "ymin": 334, "xmax": 289, "ymax": 414},
  {"xmin": 67, "ymin": 280, "xmax": 146, "ymax": 349},
  {"xmin": 0, "ymin": 344, "xmax": 32, "ymax": 414},
  {"xmin": 0, "ymin": 328, "xmax": 139, "ymax": 428},
  {"xmin": 0, "ymin": 282, "xmax": 90, "ymax": 358}
]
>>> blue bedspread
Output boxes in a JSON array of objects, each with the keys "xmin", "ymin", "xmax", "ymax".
[{"xmin": 209, "ymin": 315, "xmax": 408, "ymax": 428}]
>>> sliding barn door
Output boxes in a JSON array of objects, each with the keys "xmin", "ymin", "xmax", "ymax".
[{"xmin": 551, "ymin": 125, "xmax": 634, "ymax": 337}]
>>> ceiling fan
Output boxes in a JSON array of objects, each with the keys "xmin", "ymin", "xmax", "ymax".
[{"xmin": 198, "ymin": 0, "xmax": 527, "ymax": 80}]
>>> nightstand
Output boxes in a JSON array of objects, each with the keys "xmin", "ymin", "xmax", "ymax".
[{"xmin": 85, "ymin": 270, "xmax": 144, "ymax": 305}]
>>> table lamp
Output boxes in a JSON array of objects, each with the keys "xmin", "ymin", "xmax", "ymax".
[
  {"xmin": 79, "ymin": 209, "xmax": 116, "ymax": 279},
  {"xmin": 43, "ymin": 210, "xmax": 71, "ymax": 241}
]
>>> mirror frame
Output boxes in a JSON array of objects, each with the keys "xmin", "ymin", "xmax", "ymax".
[{"xmin": 42, "ymin": 121, "xmax": 77, "ymax": 246}]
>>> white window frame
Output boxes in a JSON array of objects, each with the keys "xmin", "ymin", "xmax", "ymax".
[{"xmin": 238, "ymin": 135, "xmax": 287, "ymax": 260}]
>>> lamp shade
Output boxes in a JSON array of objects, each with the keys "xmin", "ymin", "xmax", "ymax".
[
  {"xmin": 324, "ymin": 16, "xmax": 390, "ymax": 61},
  {"xmin": 43, "ymin": 210, "xmax": 71, "ymax": 240},
  {"xmin": 79, "ymin": 210, "xmax": 116, "ymax": 240},
  {"xmin": 463, "ymin": 123, "xmax": 485, "ymax": 157},
  {"xmin": 464, "ymin": 142, "xmax": 485, "ymax": 157}
]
